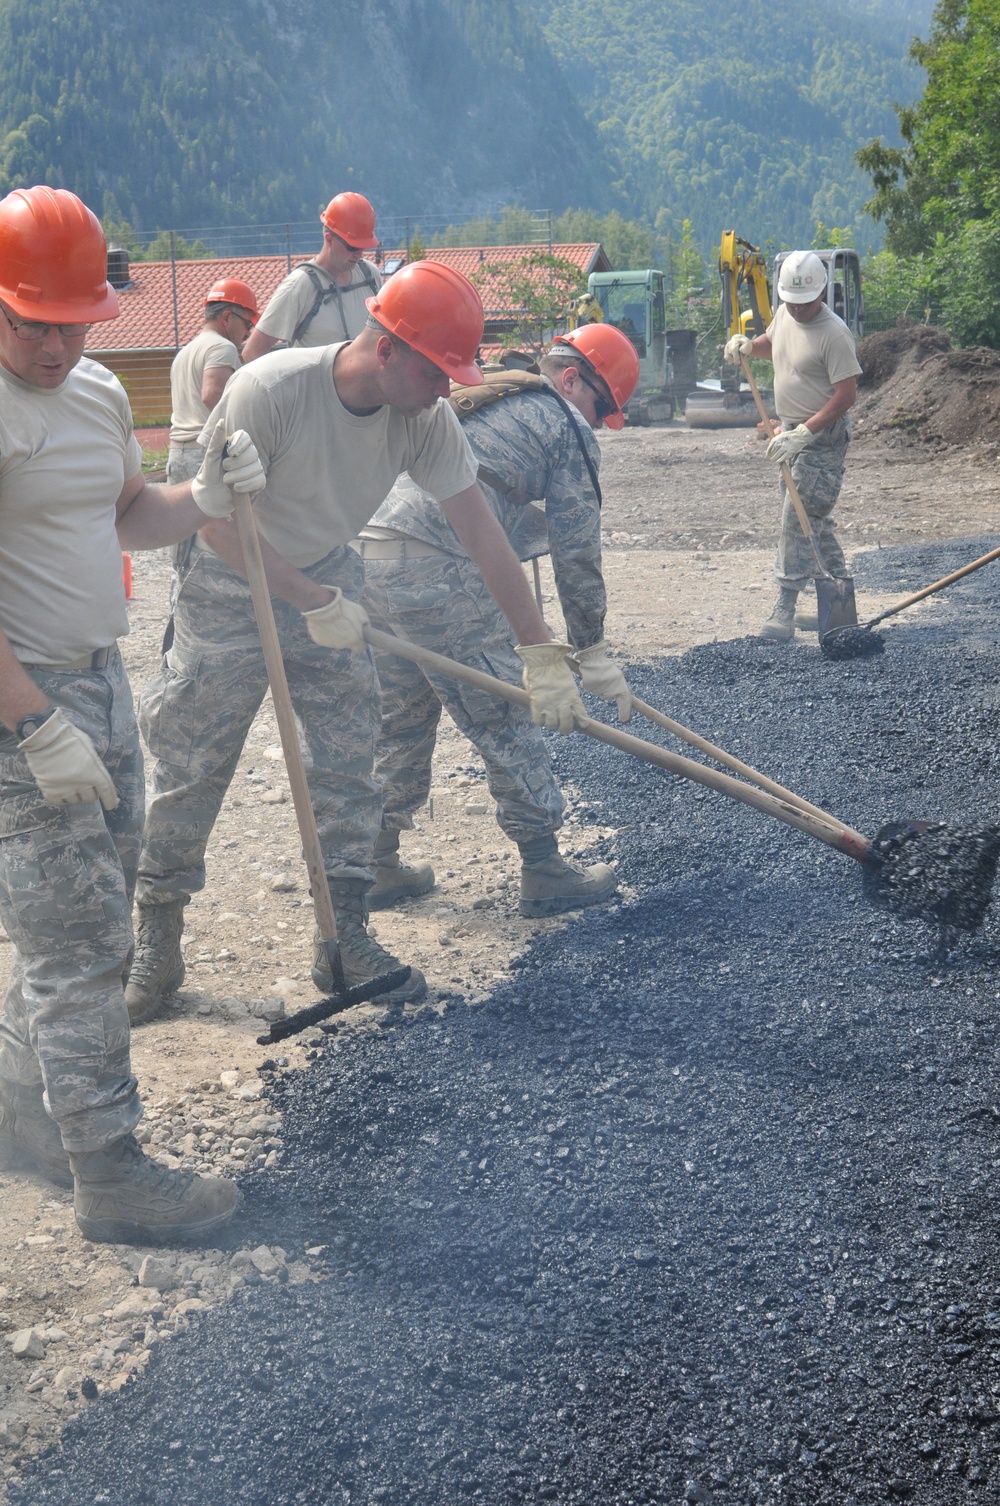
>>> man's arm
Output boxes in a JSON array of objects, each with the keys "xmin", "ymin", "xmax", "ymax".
[
  {"xmin": 749, "ymin": 332, "xmax": 773, "ymax": 359},
  {"xmin": 0, "ymin": 626, "xmax": 48, "ymax": 732},
  {"xmin": 201, "ymin": 364, "xmax": 236, "ymax": 410},
  {"xmin": 195, "ymin": 518, "xmax": 332, "ymax": 612},
  {"xmin": 440, "ymin": 484, "xmax": 551, "ymax": 645},
  {"xmin": 803, "ymin": 375, "xmax": 856, "ymax": 434},
  {"xmin": 114, "ymin": 472, "xmax": 231, "ymax": 550},
  {"xmin": 241, "ymin": 327, "xmax": 283, "ymax": 363}
]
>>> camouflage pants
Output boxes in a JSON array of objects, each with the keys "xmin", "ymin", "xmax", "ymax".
[
  {"xmin": 774, "ymin": 416, "xmax": 850, "ymax": 590},
  {"xmin": 136, "ymin": 541, "xmax": 381, "ymax": 904},
  {"xmin": 0, "ymin": 651, "xmax": 144, "ymax": 1152},
  {"xmin": 362, "ymin": 554, "xmax": 564, "ymax": 843},
  {"xmin": 165, "ymin": 442, "xmax": 204, "ymax": 485}
]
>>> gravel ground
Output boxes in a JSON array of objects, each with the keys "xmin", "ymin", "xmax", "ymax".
[{"xmin": 10, "ymin": 536, "xmax": 1000, "ymax": 1506}]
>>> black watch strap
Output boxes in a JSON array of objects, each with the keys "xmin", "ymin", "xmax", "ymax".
[{"xmin": 16, "ymin": 706, "xmax": 57, "ymax": 741}]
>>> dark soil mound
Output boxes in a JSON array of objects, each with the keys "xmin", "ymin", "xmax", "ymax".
[{"xmin": 855, "ymin": 324, "xmax": 1000, "ymax": 447}]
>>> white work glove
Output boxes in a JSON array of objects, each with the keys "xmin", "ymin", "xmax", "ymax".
[
  {"xmin": 574, "ymin": 641, "xmax": 632, "ymax": 722},
  {"xmin": 191, "ymin": 423, "xmax": 266, "ymax": 519},
  {"xmin": 766, "ymin": 423, "xmax": 815, "ymax": 467},
  {"xmin": 303, "ymin": 588, "xmax": 370, "ymax": 653},
  {"xmin": 515, "ymin": 643, "xmax": 588, "ymax": 736},
  {"xmin": 18, "ymin": 709, "xmax": 119, "ymax": 810},
  {"xmin": 723, "ymin": 333, "xmax": 753, "ymax": 364}
]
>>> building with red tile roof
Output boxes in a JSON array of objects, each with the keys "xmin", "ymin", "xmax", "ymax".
[{"xmin": 89, "ymin": 243, "xmax": 609, "ymax": 426}]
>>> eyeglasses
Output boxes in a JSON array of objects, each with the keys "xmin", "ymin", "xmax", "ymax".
[
  {"xmin": 576, "ymin": 367, "xmax": 616, "ymax": 422},
  {"xmin": 230, "ymin": 310, "xmax": 255, "ymax": 328},
  {"xmin": 0, "ymin": 305, "xmax": 90, "ymax": 341}
]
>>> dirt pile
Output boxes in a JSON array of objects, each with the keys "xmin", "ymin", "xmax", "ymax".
[{"xmin": 856, "ymin": 323, "xmax": 1000, "ymax": 449}]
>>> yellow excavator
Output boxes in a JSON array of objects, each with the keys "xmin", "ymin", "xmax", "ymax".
[{"xmin": 686, "ymin": 231, "xmax": 774, "ymax": 428}]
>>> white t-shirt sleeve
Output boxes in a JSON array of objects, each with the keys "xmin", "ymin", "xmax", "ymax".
[
  {"xmin": 255, "ymin": 272, "xmax": 314, "ymax": 344},
  {"xmin": 202, "ymin": 333, "xmax": 240, "ymax": 372}
]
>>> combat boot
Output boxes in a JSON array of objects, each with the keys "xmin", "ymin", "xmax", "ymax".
[
  {"xmin": 124, "ymin": 900, "xmax": 187, "ymax": 1026},
  {"xmin": 518, "ymin": 836, "xmax": 618, "ymax": 919},
  {"xmin": 0, "ymin": 1078, "xmax": 72, "ymax": 1189},
  {"xmin": 367, "ymin": 829, "xmax": 435, "ymax": 911},
  {"xmin": 760, "ymin": 588, "xmax": 798, "ymax": 643},
  {"xmin": 312, "ymin": 879, "xmax": 427, "ymax": 1005},
  {"xmin": 70, "ymin": 1134, "xmax": 239, "ymax": 1244}
]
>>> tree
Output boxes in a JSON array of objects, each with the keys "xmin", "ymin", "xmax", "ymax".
[{"xmin": 470, "ymin": 251, "xmax": 587, "ymax": 355}]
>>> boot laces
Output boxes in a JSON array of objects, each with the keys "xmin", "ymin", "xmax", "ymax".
[{"xmin": 118, "ymin": 1134, "xmax": 196, "ymax": 1198}]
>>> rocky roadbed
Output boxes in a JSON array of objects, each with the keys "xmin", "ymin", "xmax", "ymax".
[{"xmin": 2, "ymin": 416, "xmax": 999, "ymax": 1497}]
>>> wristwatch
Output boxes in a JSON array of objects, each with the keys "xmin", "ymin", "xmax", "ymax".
[{"xmin": 15, "ymin": 706, "xmax": 57, "ymax": 741}]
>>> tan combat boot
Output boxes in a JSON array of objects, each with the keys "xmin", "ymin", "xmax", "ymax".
[
  {"xmin": 367, "ymin": 829, "xmax": 435, "ymax": 911},
  {"xmin": 124, "ymin": 900, "xmax": 187, "ymax": 1026},
  {"xmin": 70, "ymin": 1134, "xmax": 238, "ymax": 1244},
  {"xmin": 759, "ymin": 588, "xmax": 798, "ymax": 642},
  {"xmin": 0, "ymin": 1079, "xmax": 72, "ymax": 1189},
  {"xmin": 312, "ymin": 879, "xmax": 427, "ymax": 1004},
  {"xmin": 519, "ymin": 846, "xmax": 618, "ymax": 919}
]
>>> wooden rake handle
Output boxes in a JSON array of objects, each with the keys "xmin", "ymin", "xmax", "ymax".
[
  {"xmin": 628, "ymin": 696, "xmax": 835, "ymax": 825},
  {"xmin": 869, "ymin": 542, "xmax": 1000, "ymax": 628},
  {"xmin": 363, "ymin": 625, "xmax": 871, "ymax": 864},
  {"xmin": 740, "ymin": 353, "xmax": 828, "ymax": 580},
  {"xmin": 232, "ymin": 494, "xmax": 340, "ymax": 946}
]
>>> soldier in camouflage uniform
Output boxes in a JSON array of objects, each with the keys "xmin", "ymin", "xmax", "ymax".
[
  {"xmin": 359, "ymin": 324, "xmax": 641, "ymax": 918},
  {"xmin": 0, "ymin": 186, "xmax": 259, "ymax": 1243},
  {"xmin": 724, "ymin": 248, "xmax": 862, "ymax": 642},
  {"xmin": 127, "ymin": 262, "xmax": 585, "ymax": 1020}
]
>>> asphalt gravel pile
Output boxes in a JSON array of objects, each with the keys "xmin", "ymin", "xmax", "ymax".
[{"xmin": 13, "ymin": 539, "xmax": 1000, "ymax": 1506}]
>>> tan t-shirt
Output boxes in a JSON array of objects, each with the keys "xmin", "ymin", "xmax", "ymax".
[
  {"xmin": 0, "ymin": 359, "xmax": 142, "ymax": 663},
  {"xmin": 767, "ymin": 304, "xmax": 862, "ymax": 426},
  {"xmin": 169, "ymin": 327, "xmax": 241, "ymax": 444},
  {"xmin": 255, "ymin": 259, "xmax": 382, "ymax": 347},
  {"xmin": 201, "ymin": 344, "xmax": 478, "ymax": 566}
]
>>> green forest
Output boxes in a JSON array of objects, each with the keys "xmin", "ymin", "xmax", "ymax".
[{"xmin": 0, "ymin": 0, "xmax": 928, "ymax": 254}]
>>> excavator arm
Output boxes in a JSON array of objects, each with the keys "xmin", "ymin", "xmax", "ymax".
[{"xmin": 719, "ymin": 230, "xmax": 773, "ymax": 339}]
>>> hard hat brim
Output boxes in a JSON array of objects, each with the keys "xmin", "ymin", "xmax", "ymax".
[{"xmin": 0, "ymin": 283, "xmax": 120, "ymax": 323}]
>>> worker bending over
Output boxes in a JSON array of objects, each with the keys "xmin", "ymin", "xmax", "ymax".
[
  {"xmin": 242, "ymin": 192, "xmax": 381, "ymax": 361},
  {"xmin": 0, "ymin": 188, "xmax": 261, "ymax": 1243},
  {"xmin": 126, "ymin": 262, "xmax": 586, "ymax": 1022},
  {"xmin": 726, "ymin": 250, "xmax": 862, "ymax": 642},
  {"xmin": 359, "ymin": 324, "xmax": 640, "ymax": 917}
]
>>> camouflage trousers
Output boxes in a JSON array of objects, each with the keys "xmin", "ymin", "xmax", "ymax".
[
  {"xmin": 774, "ymin": 416, "xmax": 850, "ymax": 590},
  {"xmin": 165, "ymin": 442, "xmax": 204, "ymax": 485},
  {"xmin": 136, "ymin": 541, "xmax": 381, "ymax": 905},
  {"xmin": 0, "ymin": 651, "xmax": 144, "ymax": 1152},
  {"xmin": 363, "ymin": 554, "xmax": 564, "ymax": 843}
]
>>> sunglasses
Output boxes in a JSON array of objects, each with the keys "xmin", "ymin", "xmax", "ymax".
[
  {"xmin": 576, "ymin": 367, "xmax": 616, "ymax": 422},
  {"xmin": 1, "ymin": 305, "xmax": 90, "ymax": 341}
]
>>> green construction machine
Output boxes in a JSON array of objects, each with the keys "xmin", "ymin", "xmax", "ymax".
[{"xmin": 585, "ymin": 269, "xmax": 687, "ymax": 425}]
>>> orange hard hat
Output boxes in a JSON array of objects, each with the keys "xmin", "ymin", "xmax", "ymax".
[
  {"xmin": 553, "ymin": 324, "xmax": 640, "ymax": 429},
  {"xmin": 320, "ymin": 192, "xmax": 378, "ymax": 249},
  {"xmin": 204, "ymin": 276, "xmax": 260, "ymax": 322},
  {"xmin": 0, "ymin": 186, "xmax": 119, "ymax": 323},
  {"xmin": 366, "ymin": 260, "xmax": 484, "ymax": 385}
]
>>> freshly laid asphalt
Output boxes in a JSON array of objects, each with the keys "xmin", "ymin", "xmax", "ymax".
[{"xmin": 13, "ymin": 538, "xmax": 1000, "ymax": 1506}]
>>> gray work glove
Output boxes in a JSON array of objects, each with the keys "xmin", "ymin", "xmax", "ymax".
[
  {"xmin": 723, "ymin": 333, "xmax": 753, "ymax": 364},
  {"xmin": 574, "ymin": 641, "xmax": 633, "ymax": 722},
  {"xmin": 192, "ymin": 424, "xmax": 266, "ymax": 519},
  {"xmin": 515, "ymin": 642, "xmax": 588, "ymax": 736},
  {"xmin": 766, "ymin": 423, "xmax": 815, "ymax": 467},
  {"xmin": 303, "ymin": 589, "xmax": 370, "ymax": 653},
  {"xmin": 19, "ymin": 708, "xmax": 119, "ymax": 810}
]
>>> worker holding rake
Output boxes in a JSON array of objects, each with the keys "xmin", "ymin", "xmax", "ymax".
[
  {"xmin": 359, "ymin": 324, "xmax": 641, "ymax": 918},
  {"xmin": 0, "ymin": 187, "xmax": 261, "ymax": 1243},
  {"xmin": 127, "ymin": 262, "xmax": 585, "ymax": 1021},
  {"xmin": 725, "ymin": 249, "xmax": 861, "ymax": 643}
]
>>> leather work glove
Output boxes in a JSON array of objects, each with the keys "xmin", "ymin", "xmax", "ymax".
[
  {"xmin": 515, "ymin": 643, "xmax": 588, "ymax": 736},
  {"xmin": 574, "ymin": 641, "xmax": 633, "ymax": 722},
  {"xmin": 192, "ymin": 423, "xmax": 266, "ymax": 519},
  {"xmin": 19, "ymin": 709, "xmax": 119, "ymax": 810},
  {"xmin": 723, "ymin": 333, "xmax": 753, "ymax": 364},
  {"xmin": 766, "ymin": 423, "xmax": 815, "ymax": 467},
  {"xmin": 303, "ymin": 588, "xmax": 370, "ymax": 653}
]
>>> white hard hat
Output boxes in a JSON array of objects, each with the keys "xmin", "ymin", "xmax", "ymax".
[{"xmin": 778, "ymin": 250, "xmax": 827, "ymax": 304}]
